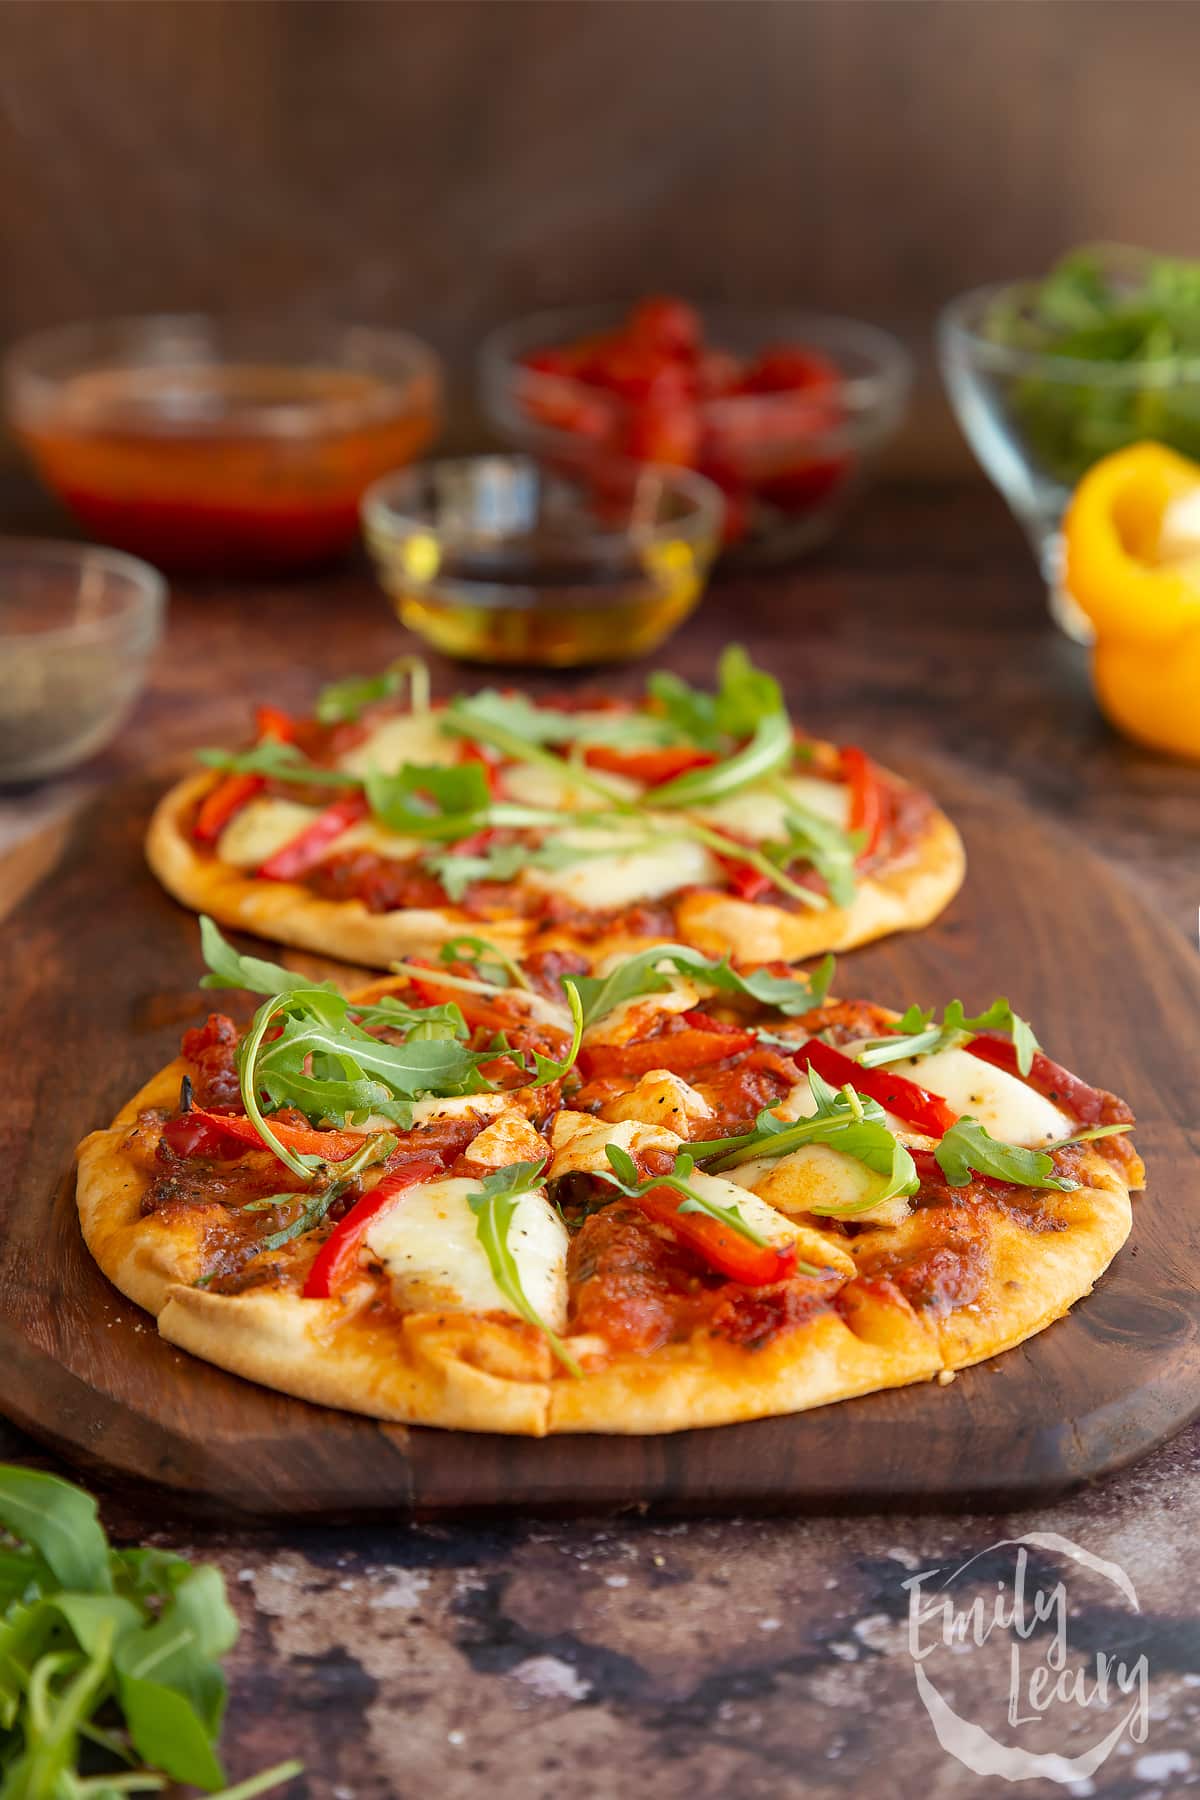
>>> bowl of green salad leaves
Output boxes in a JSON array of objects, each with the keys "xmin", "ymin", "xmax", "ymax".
[{"xmin": 939, "ymin": 244, "xmax": 1200, "ymax": 638}]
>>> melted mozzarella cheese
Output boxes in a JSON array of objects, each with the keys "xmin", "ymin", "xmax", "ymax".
[
  {"xmin": 880, "ymin": 1045, "xmax": 1072, "ymax": 1146},
  {"xmin": 522, "ymin": 828, "xmax": 718, "ymax": 912},
  {"xmin": 337, "ymin": 711, "xmax": 459, "ymax": 778},
  {"xmin": 683, "ymin": 1171, "xmax": 801, "ymax": 1250},
  {"xmin": 582, "ymin": 980, "xmax": 700, "ymax": 1048},
  {"xmin": 464, "ymin": 1112, "xmax": 547, "ymax": 1168},
  {"xmin": 547, "ymin": 1113, "xmax": 681, "ymax": 1180},
  {"xmin": 315, "ymin": 818, "xmax": 424, "ymax": 864},
  {"xmin": 692, "ymin": 775, "xmax": 850, "ymax": 843},
  {"xmin": 727, "ymin": 1144, "xmax": 906, "ymax": 1222},
  {"xmin": 366, "ymin": 1176, "xmax": 568, "ymax": 1328},
  {"xmin": 216, "ymin": 797, "xmax": 322, "ymax": 869},
  {"xmin": 601, "ymin": 1071, "xmax": 713, "ymax": 1134},
  {"xmin": 501, "ymin": 763, "xmax": 642, "ymax": 810}
]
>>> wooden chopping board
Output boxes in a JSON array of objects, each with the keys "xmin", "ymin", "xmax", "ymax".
[{"xmin": 2, "ymin": 761, "xmax": 1197, "ymax": 1522}]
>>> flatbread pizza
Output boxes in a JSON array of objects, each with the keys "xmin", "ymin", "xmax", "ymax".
[
  {"xmin": 76, "ymin": 923, "xmax": 1142, "ymax": 1435},
  {"xmin": 146, "ymin": 650, "xmax": 965, "ymax": 970}
]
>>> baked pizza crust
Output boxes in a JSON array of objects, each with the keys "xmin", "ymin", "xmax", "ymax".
[
  {"xmin": 145, "ymin": 767, "xmax": 966, "ymax": 971},
  {"xmin": 76, "ymin": 1047, "xmax": 1134, "ymax": 1436}
]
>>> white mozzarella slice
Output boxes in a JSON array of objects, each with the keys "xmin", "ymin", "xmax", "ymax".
[
  {"xmin": 692, "ymin": 775, "xmax": 850, "ymax": 843},
  {"xmin": 216, "ymin": 797, "xmax": 322, "ymax": 869},
  {"xmin": 547, "ymin": 1113, "xmax": 681, "ymax": 1180},
  {"xmin": 601, "ymin": 1071, "xmax": 714, "ymax": 1134},
  {"xmin": 365, "ymin": 1176, "xmax": 568, "ymax": 1328},
  {"xmin": 522, "ymin": 829, "xmax": 718, "ymax": 912},
  {"xmin": 727, "ymin": 1144, "xmax": 905, "ymax": 1221},
  {"xmin": 314, "ymin": 818, "xmax": 425, "ymax": 864},
  {"xmin": 582, "ymin": 981, "xmax": 700, "ymax": 1048},
  {"xmin": 877, "ymin": 1045, "xmax": 1072, "ymax": 1146},
  {"xmin": 337, "ymin": 711, "xmax": 459, "ymax": 778},
  {"xmin": 500, "ymin": 763, "xmax": 642, "ymax": 810},
  {"xmin": 464, "ymin": 1112, "xmax": 547, "ymax": 1168},
  {"xmin": 682, "ymin": 1171, "xmax": 801, "ymax": 1250},
  {"xmin": 407, "ymin": 1093, "xmax": 511, "ymax": 1126}
]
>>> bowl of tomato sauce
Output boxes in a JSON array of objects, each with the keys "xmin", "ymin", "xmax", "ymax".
[
  {"xmin": 4, "ymin": 316, "xmax": 442, "ymax": 574},
  {"xmin": 479, "ymin": 298, "xmax": 911, "ymax": 559}
]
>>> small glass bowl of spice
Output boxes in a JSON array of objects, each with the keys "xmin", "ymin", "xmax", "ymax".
[
  {"xmin": 0, "ymin": 540, "xmax": 164, "ymax": 781},
  {"xmin": 361, "ymin": 454, "xmax": 722, "ymax": 665}
]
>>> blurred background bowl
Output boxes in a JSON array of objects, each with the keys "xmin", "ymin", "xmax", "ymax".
[
  {"xmin": 479, "ymin": 304, "xmax": 911, "ymax": 563},
  {"xmin": 940, "ymin": 261, "xmax": 1200, "ymax": 638},
  {"xmin": 362, "ymin": 452, "xmax": 722, "ymax": 666},
  {"xmin": 0, "ymin": 539, "xmax": 165, "ymax": 781},
  {"xmin": 4, "ymin": 316, "xmax": 442, "ymax": 575}
]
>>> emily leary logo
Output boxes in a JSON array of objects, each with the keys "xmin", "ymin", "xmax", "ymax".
[{"xmin": 902, "ymin": 1532, "xmax": 1151, "ymax": 1783}]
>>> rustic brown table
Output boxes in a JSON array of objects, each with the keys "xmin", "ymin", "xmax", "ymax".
[{"xmin": 3, "ymin": 480, "xmax": 1197, "ymax": 1798}]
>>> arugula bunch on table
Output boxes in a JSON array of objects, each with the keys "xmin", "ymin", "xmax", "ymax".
[
  {"xmin": 0, "ymin": 1463, "xmax": 299, "ymax": 1799},
  {"xmin": 983, "ymin": 243, "xmax": 1200, "ymax": 482}
]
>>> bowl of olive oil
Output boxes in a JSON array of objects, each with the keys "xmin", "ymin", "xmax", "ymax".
[{"xmin": 361, "ymin": 455, "xmax": 722, "ymax": 666}]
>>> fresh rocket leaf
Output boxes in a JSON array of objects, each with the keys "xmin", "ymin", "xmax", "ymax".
[
  {"xmin": 523, "ymin": 981, "xmax": 584, "ymax": 1088},
  {"xmin": 255, "ymin": 1133, "xmax": 398, "ymax": 1251},
  {"xmin": 690, "ymin": 1073, "xmax": 920, "ymax": 1215},
  {"xmin": 764, "ymin": 800, "xmax": 861, "ymax": 908},
  {"xmin": 0, "ymin": 1463, "xmax": 299, "ymax": 1798},
  {"xmin": 930, "ymin": 1118, "xmax": 1129, "ymax": 1192},
  {"xmin": 197, "ymin": 738, "xmax": 354, "ymax": 787},
  {"xmin": 438, "ymin": 935, "xmax": 532, "ymax": 991},
  {"xmin": 314, "ymin": 656, "xmax": 431, "ymax": 725},
  {"xmin": 647, "ymin": 712, "xmax": 793, "ymax": 808},
  {"xmin": 466, "ymin": 1161, "xmax": 580, "ymax": 1375},
  {"xmin": 597, "ymin": 1144, "xmax": 771, "ymax": 1249},
  {"xmin": 198, "ymin": 917, "xmax": 338, "ymax": 999},
  {"xmin": 442, "ymin": 689, "xmax": 670, "ymax": 750},
  {"xmin": 363, "ymin": 761, "xmax": 490, "ymax": 833},
  {"xmin": 855, "ymin": 997, "xmax": 1040, "ymax": 1075},
  {"xmin": 647, "ymin": 646, "xmax": 784, "ymax": 749},
  {"xmin": 441, "ymin": 698, "xmax": 635, "ymax": 807},
  {"xmin": 566, "ymin": 943, "xmax": 835, "ymax": 1029}
]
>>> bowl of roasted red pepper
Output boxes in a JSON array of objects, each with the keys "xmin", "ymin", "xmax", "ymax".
[{"xmin": 479, "ymin": 297, "xmax": 911, "ymax": 558}]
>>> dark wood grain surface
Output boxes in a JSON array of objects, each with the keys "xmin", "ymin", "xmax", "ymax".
[
  {"xmin": 2, "ymin": 0, "xmax": 1200, "ymax": 475},
  {"xmin": 2, "ymin": 478, "xmax": 1198, "ymax": 1795}
]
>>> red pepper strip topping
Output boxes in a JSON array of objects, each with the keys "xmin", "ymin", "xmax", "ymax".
[
  {"xmin": 254, "ymin": 704, "xmax": 300, "ymax": 742},
  {"xmin": 579, "ymin": 1024, "xmax": 758, "ymax": 1080},
  {"xmin": 457, "ymin": 739, "xmax": 502, "ymax": 793},
  {"xmin": 194, "ymin": 707, "xmax": 300, "ymax": 843},
  {"xmin": 632, "ymin": 1184, "xmax": 797, "ymax": 1286},
  {"xmin": 582, "ymin": 744, "xmax": 717, "ymax": 786},
  {"xmin": 840, "ymin": 745, "xmax": 885, "ymax": 862},
  {"xmin": 405, "ymin": 971, "xmax": 529, "ymax": 1039},
  {"xmin": 303, "ymin": 1154, "xmax": 444, "ymax": 1298},
  {"xmin": 791, "ymin": 1038, "xmax": 960, "ymax": 1138},
  {"xmin": 908, "ymin": 1146, "xmax": 1019, "ymax": 1196},
  {"xmin": 194, "ymin": 772, "xmax": 265, "ymax": 845},
  {"xmin": 257, "ymin": 792, "xmax": 369, "ymax": 881},
  {"xmin": 161, "ymin": 1106, "xmax": 368, "ymax": 1163},
  {"xmin": 716, "ymin": 854, "xmax": 774, "ymax": 903},
  {"xmin": 965, "ymin": 1035, "xmax": 1129, "ymax": 1130}
]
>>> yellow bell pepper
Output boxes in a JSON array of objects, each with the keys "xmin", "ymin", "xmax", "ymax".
[{"xmin": 1064, "ymin": 442, "xmax": 1200, "ymax": 761}]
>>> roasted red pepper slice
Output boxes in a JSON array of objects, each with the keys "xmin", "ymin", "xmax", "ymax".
[
  {"xmin": 303, "ymin": 1154, "xmax": 444, "ymax": 1298},
  {"xmin": 254, "ymin": 704, "xmax": 299, "ymax": 742},
  {"xmin": 965, "ymin": 1035, "xmax": 1122, "ymax": 1128},
  {"xmin": 161, "ymin": 1106, "xmax": 368, "ymax": 1163},
  {"xmin": 840, "ymin": 746, "xmax": 885, "ymax": 862},
  {"xmin": 632, "ymin": 1184, "xmax": 796, "ymax": 1286},
  {"xmin": 194, "ymin": 706, "xmax": 299, "ymax": 843},
  {"xmin": 580, "ymin": 1023, "xmax": 757, "ymax": 1080},
  {"xmin": 791, "ymin": 1038, "xmax": 959, "ymax": 1137},
  {"xmin": 582, "ymin": 744, "xmax": 717, "ymax": 786},
  {"xmin": 457, "ymin": 738, "xmax": 502, "ymax": 793},
  {"xmin": 194, "ymin": 772, "xmax": 266, "ymax": 845},
  {"xmin": 257, "ymin": 792, "xmax": 368, "ymax": 881},
  {"xmin": 717, "ymin": 856, "xmax": 773, "ymax": 903}
]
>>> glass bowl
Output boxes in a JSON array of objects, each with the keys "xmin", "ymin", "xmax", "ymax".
[
  {"xmin": 479, "ymin": 303, "xmax": 911, "ymax": 562},
  {"xmin": 0, "ymin": 539, "xmax": 165, "ymax": 780},
  {"xmin": 4, "ymin": 315, "xmax": 442, "ymax": 574},
  {"xmin": 361, "ymin": 454, "xmax": 722, "ymax": 666},
  {"xmin": 940, "ymin": 277, "xmax": 1200, "ymax": 640}
]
